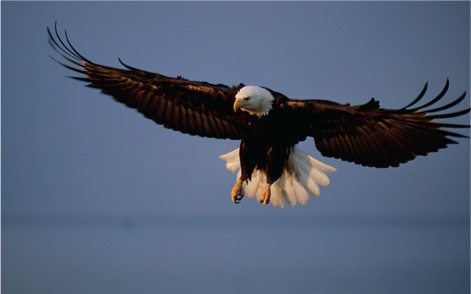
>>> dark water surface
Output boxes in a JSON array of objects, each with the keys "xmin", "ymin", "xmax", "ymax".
[{"xmin": 3, "ymin": 215, "xmax": 469, "ymax": 294}]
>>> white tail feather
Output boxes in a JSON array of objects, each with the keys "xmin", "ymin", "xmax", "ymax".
[
  {"xmin": 219, "ymin": 148, "xmax": 240, "ymax": 172},
  {"xmin": 219, "ymin": 146, "xmax": 336, "ymax": 208}
]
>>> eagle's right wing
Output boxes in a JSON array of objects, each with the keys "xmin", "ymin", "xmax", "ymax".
[
  {"xmin": 48, "ymin": 25, "xmax": 244, "ymax": 140},
  {"xmin": 285, "ymin": 81, "xmax": 469, "ymax": 168}
]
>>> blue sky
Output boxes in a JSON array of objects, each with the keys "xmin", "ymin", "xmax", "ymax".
[
  {"xmin": 2, "ymin": 3, "xmax": 470, "ymax": 294},
  {"xmin": 2, "ymin": 1, "xmax": 470, "ymax": 219}
]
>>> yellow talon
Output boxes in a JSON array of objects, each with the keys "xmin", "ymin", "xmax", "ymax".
[
  {"xmin": 260, "ymin": 184, "xmax": 271, "ymax": 205},
  {"xmin": 231, "ymin": 178, "xmax": 244, "ymax": 204}
]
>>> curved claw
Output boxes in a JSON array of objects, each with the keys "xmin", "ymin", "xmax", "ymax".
[
  {"xmin": 234, "ymin": 194, "xmax": 244, "ymax": 204},
  {"xmin": 231, "ymin": 178, "xmax": 244, "ymax": 204}
]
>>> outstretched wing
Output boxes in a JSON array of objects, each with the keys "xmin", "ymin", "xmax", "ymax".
[
  {"xmin": 286, "ymin": 81, "xmax": 469, "ymax": 168},
  {"xmin": 48, "ymin": 25, "xmax": 243, "ymax": 140}
]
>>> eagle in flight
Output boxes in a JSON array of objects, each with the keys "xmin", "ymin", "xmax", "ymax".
[{"xmin": 48, "ymin": 24, "xmax": 469, "ymax": 208}]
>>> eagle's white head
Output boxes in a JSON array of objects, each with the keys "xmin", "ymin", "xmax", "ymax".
[{"xmin": 234, "ymin": 85, "xmax": 274, "ymax": 117}]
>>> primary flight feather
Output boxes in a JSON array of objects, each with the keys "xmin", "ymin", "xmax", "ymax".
[{"xmin": 48, "ymin": 24, "xmax": 470, "ymax": 207}]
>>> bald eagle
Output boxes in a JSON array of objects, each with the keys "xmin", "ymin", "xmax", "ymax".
[{"xmin": 48, "ymin": 25, "xmax": 469, "ymax": 208}]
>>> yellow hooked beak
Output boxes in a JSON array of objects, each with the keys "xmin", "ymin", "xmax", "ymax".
[{"xmin": 233, "ymin": 100, "xmax": 242, "ymax": 112}]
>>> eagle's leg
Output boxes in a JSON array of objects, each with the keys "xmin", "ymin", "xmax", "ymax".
[
  {"xmin": 260, "ymin": 184, "xmax": 271, "ymax": 205},
  {"xmin": 260, "ymin": 145, "xmax": 288, "ymax": 206},
  {"xmin": 231, "ymin": 177, "xmax": 244, "ymax": 204},
  {"xmin": 232, "ymin": 140, "xmax": 256, "ymax": 204}
]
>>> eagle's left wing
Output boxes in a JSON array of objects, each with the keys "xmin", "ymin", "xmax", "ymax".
[
  {"xmin": 285, "ymin": 81, "xmax": 469, "ymax": 168},
  {"xmin": 48, "ymin": 25, "xmax": 244, "ymax": 140}
]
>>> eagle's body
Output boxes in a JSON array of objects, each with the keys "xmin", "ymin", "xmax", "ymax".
[
  {"xmin": 48, "ymin": 25, "xmax": 469, "ymax": 207},
  {"xmin": 229, "ymin": 87, "xmax": 337, "ymax": 205}
]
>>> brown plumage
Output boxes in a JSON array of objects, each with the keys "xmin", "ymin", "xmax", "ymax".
[
  {"xmin": 284, "ymin": 81, "xmax": 469, "ymax": 167},
  {"xmin": 48, "ymin": 23, "xmax": 469, "ymax": 206}
]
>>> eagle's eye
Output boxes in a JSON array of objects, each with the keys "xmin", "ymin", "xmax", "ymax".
[{"xmin": 244, "ymin": 96, "xmax": 251, "ymax": 101}]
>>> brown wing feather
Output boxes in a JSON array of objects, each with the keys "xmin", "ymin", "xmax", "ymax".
[
  {"xmin": 286, "ymin": 81, "xmax": 469, "ymax": 168},
  {"xmin": 48, "ymin": 25, "xmax": 243, "ymax": 140}
]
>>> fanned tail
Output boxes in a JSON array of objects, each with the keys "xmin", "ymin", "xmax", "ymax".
[{"xmin": 219, "ymin": 146, "xmax": 336, "ymax": 207}]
